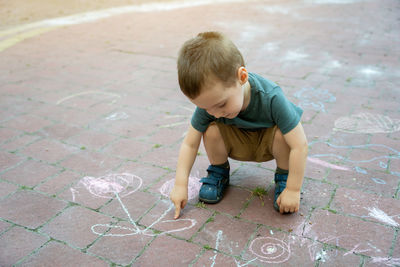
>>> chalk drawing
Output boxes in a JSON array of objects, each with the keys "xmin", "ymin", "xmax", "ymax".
[
  {"xmin": 371, "ymin": 177, "xmax": 386, "ymax": 185},
  {"xmin": 105, "ymin": 112, "xmax": 129, "ymax": 121},
  {"xmin": 74, "ymin": 173, "xmax": 196, "ymax": 237},
  {"xmin": 249, "ymin": 237, "xmax": 291, "ymax": 263},
  {"xmin": 355, "ymin": 166, "xmax": 368, "ymax": 174},
  {"xmin": 307, "ymin": 157, "xmax": 351, "ymax": 171},
  {"xmin": 366, "ymin": 207, "xmax": 399, "ymax": 227},
  {"xmin": 370, "ymin": 257, "xmax": 400, "ymax": 266},
  {"xmin": 56, "ymin": 91, "xmax": 121, "ymax": 105},
  {"xmin": 283, "ymin": 50, "xmax": 309, "ymax": 61},
  {"xmin": 159, "ymin": 106, "xmax": 194, "ymax": 129},
  {"xmin": 334, "ymin": 113, "xmax": 400, "ymax": 134},
  {"xmin": 360, "ymin": 67, "xmax": 382, "ymax": 76},
  {"xmin": 159, "ymin": 176, "xmax": 201, "ymax": 201},
  {"xmin": 210, "ymin": 230, "xmax": 223, "ymax": 267},
  {"xmin": 294, "ymin": 88, "xmax": 336, "ymax": 113},
  {"xmin": 343, "ymin": 243, "xmax": 370, "ymax": 256},
  {"xmin": 309, "ymin": 141, "xmax": 400, "ymax": 170},
  {"xmin": 78, "ymin": 173, "xmax": 142, "ymax": 198}
]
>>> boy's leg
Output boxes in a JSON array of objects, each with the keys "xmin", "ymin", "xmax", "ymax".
[
  {"xmin": 199, "ymin": 123, "xmax": 230, "ymax": 204},
  {"xmin": 271, "ymin": 128, "xmax": 290, "ymax": 211},
  {"xmin": 203, "ymin": 123, "xmax": 229, "ymax": 165},
  {"xmin": 271, "ymin": 128, "xmax": 290, "ymax": 170}
]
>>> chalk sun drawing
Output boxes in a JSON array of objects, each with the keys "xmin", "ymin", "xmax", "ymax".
[
  {"xmin": 249, "ymin": 237, "xmax": 291, "ymax": 263},
  {"xmin": 294, "ymin": 88, "xmax": 336, "ymax": 113},
  {"xmin": 74, "ymin": 173, "xmax": 196, "ymax": 237},
  {"xmin": 334, "ymin": 113, "xmax": 400, "ymax": 134}
]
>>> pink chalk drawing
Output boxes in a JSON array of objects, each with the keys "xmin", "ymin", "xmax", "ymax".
[
  {"xmin": 249, "ymin": 236, "xmax": 291, "ymax": 263},
  {"xmin": 159, "ymin": 176, "xmax": 201, "ymax": 201},
  {"xmin": 73, "ymin": 173, "xmax": 196, "ymax": 237},
  {"xmin": 307, "ymin": 157, "xmax": 351, "ymax": 171}
]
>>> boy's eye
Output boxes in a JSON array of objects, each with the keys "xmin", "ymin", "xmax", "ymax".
[{"xmin": 219, "ymin": 103, "xmax": 226, "ymax": 108}]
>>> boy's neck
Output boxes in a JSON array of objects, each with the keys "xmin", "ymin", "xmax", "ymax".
[{"xmin": 241, "ymin": 81, "xmax": 251, "ymax": 111}]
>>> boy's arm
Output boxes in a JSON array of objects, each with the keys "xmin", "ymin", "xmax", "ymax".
[
  {"xmin": 170, "ymin": 124, "xmax": 202, "ymax": 219},
  {"xmin": 276, "ymin": 122, "xmax": 308, "ymax": 213}
]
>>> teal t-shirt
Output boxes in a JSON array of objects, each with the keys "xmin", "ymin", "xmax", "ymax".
[{"xmin": 191, "ymin": 72, "xmax": 303, "ymax": 135}]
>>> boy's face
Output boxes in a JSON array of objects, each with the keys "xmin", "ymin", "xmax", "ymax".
[{"xmin": 190, "ymin": 67, "xmax": 249, "ymax": 119}]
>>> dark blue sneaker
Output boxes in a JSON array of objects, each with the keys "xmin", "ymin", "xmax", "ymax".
[
  {"xmin": 273, "ymin": 173, "xmax": 288, "ymax": 212},
  {"xmin": 199, "ymin": 165, "xmax": 230, "ymax": 204}
]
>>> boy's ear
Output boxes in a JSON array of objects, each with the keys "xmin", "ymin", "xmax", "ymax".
[{"xmin": 237, "ymin": 67, "xmax": 248, "ymax": 85}]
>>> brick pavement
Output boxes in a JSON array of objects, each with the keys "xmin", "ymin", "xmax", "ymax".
[{"xmin": 0, "ymin": 0, "xmax": 399, "ymax": 266}]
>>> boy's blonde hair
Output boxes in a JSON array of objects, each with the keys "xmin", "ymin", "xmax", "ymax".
[{"xmin": 177, "ymin": 32, "xmax": 245, "ymax": 99}]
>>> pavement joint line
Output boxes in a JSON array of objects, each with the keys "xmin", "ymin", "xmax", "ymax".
[{"xmin": 12, "ymin": 238, "xmax": 52, "ymax": 266}]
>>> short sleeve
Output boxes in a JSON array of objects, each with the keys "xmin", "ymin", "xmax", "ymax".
[
  {"xmin": 191, "ymin": 107, "xmax": 215, "ymax": 132},
  {"xmin": 270, "ymin": 87, "xmax": 303, "ymax": 134}
]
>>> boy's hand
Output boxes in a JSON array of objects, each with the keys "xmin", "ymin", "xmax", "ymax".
[
  {"xmin": 170, "ymin": 185, "xmax": 188, "ymax": 219},
  {"xmin": 276, "ymin": 188, "xmax": 300, "ymax": 214}
]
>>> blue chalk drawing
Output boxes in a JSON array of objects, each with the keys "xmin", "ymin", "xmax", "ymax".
[
  {"xmin": 309, "ymin": 141, "xmax": 400, "ymax": 164},
  {"xmin": 308, "ymin": 141, "xmax": 400, "ymax": 176},
  {"xmin": 371, "ymin": 178, "xmax": 386, "ymax": 185},
  {"xmin": 379, "ymin": 161, "xmax": 387, "ymax": 169},
  {"xmin": 355, "ymin": 166, "xmax": 368, "ymax": 174},
  {"xmin": 294, "ymin": 88, "xmax": 336, "ymax": 113}
]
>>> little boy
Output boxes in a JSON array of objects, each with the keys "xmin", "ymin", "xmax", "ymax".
[{"xmin": 170, "ymin": 32, "xmax": 308, "ymax": 219}]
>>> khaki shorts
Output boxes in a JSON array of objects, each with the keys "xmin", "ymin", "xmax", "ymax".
[{"xmin": 213, "ymin": 122, "xmax": 277, "ymax": 162}]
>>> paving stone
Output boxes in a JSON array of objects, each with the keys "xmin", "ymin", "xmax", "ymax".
[
  {"xmin": 20, "ymin": 241, "xmax": 108, "ymax": 267},
  {"xmin": 35, "ymin": 171, "xmax": 81, "ymax": 195},
  {"xmin": 88, "ymin": 221, "xmax": 153, "ymax": 265},
  {"xmin": 21, "ymin": 139, "xmax": 79, "ymax": 164},
  {"xmin": 40, "ymin": 205, "xmax": 114, "ymax": 249},
  {"xmin": 139, "ymin": 199, "xmax": 212, "ymax": 240},
  {"xmin": 0, "ymin": 151, "xmax": 24, "ymax": 172},
  {"xmin": 327, "ymin": 168, "xmax": 398, "ymax": 197},
  {"xmin": 202, "ymin": 186, "xmax": 252, "ymax": 217},
  {"xmin": 0, "ymin": 226, "xmax": 48, "ymax": 266},
  {"xmin": 0, "ymin": 128, "xmax": 20, "ymax": 143},
  {"xmin": 100, "ymin": 191, "xmax": 159, "ymax": 222},
  {"xmin": 229, "ymin": 164, "xmax": 274, "ymax": 189},
  {"xmin": 139, "ymin": 144, "xmax": 180, "ymax": 170},
  {"xmin": 193, "ymin": 250, "xmax": 240, "ymax": 267},
  {"xmin": 331, "ymin": 187, "xmax": 400, "ymax": 227},
  {"xmin": 0, "ymin": 220, "xmax": 12, "ymax": 233},
  {"xmin": 1, "ymin": 159, "xmax": 61, "ymax": 187},
  {"xmin": 2, "ymin": 114, "xmax": 53, "ymax": 133},
  {"xmin": 301, "ymin": 180, "xmax": 335, "ymax": 211},
  {"xmin": 0, "ymin": 190, "xmax": 66, "ymax": 229},
  {"xmin": 240, "ymin": 186, "xmax": 308, "ymax": 232},
  {"xmin": 134, "ymin": 234, "xmax": 201, "ymax": 266},
  {"xmin": 58, "ymin": 177, "xmax": 116, "ymax": 210},
  {"xmin": 303, "ymin": 209, "xmax": 394, "ymax": 258},
  {"xmin": 192, "ymin": 214, "xmax": 257, "ymax": 256},
  {"xmin": 59, "ymin": 150, "xmax": 123, "ymax": 175},
  {"xmin": 0, "ymin": 181, "xmax": 19, "ymax": 200},
  {"xmin": 40, "ymin": 122, "xmax": 82, "ymax": 140},
  {"xmin": 0, "ymin": 134, "xmax": 40, "ymax": 152},
  {"xmin": 66, "ymin": 129, "xmax": 117, "ymax": 151},
  {"xmin": 102, "ymin": 138, "xmax": 151, "ymax": 160}
]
